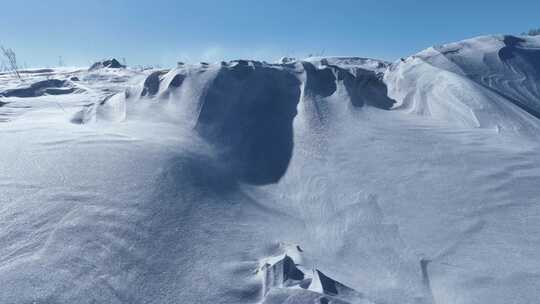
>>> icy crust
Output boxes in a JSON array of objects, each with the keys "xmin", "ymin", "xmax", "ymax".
[{"xmin": 385, "ymin": 35, "xmax": 540, "ymax": 135}]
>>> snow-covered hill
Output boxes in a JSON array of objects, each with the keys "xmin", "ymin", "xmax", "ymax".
[
  {"xmin": 385, "ymin": 35, "xmax": 540, "ymax": 135},
  {"xmin": 1, "ymin": 35, "xmax": 540, "ymax": 304}
]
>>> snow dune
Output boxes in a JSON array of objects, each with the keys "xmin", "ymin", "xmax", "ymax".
[
  {"xmin": 1, "ymin": 35, "xmax": 540, "ymax": 304},
  {"xmin": 386, "ymin": 35, "xmax": 540, "ymax": 136}
]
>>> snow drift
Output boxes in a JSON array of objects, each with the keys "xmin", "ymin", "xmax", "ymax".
[
  {"xmin": 1, "ymin": 34, "xmax": 540, "ymax": 304},
  {"xmin": 92, "ymin": 59, "xmax": 396, "ymax": 185},
  {"xmin": 0, "ymin": 79, "xmax": 83, "ymax": 97},
  {"xmin": 385, "ymin": 35, "xmax": 540, "ymax": 135}
]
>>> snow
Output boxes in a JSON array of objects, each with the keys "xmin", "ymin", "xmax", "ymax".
[
  {"xmin": 1, "ymin": 35, "xmax": 540, "ymax": 304},
  {"xmin": 385, "ymin": 35, "xmax": 540, "ymax": 136}
]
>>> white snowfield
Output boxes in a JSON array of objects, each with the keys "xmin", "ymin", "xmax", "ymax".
[{"xmin": 1, "ymin": 35, "xmax": 540, "ymax": 304}]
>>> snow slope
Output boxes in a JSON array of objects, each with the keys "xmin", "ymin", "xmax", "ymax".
[
  {"xmin": 385, "ymin": 35, "xmax": 540, "ymax": 135},
  {"xmin": 1, "ymin": 35, "xmax": 540, "ymax": 304}
]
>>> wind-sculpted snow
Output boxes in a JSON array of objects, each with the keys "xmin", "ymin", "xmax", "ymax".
[
  {"xmin": 385, "ymin": 35, "xmax": 540, "ymax": 135},
  {"xmin": 2, "ymin": 35, "xmax": 540, "ymax": 304},
  {"xmin": 438, "ymin": 35, "xmax": 540, "ymax": 117},
  {"xmin": 194, "ymin": 62, "xmax": 300, "ymax": 185},
  {"xmin": 304, "ymin": 56, "xmax": 390, "ymax": 74},
  {"xmin": 0, "ymin": 79, "xmax": 83, "ymax": 98},
  {"xmin": 91, "ymin": 59, "xmax": 395, "ymax": 184},
  {"xmin": 259, "ymin": 244, "xmax": 373, "ymax": 304}
]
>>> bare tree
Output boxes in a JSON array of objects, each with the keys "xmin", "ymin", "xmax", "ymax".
[{"xmin": 1, "ymin": 46, "xmax": 22, "ymax": 81}]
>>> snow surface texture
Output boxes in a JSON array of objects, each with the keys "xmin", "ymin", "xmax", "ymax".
[{"xmin": 1, "ymin": 35, "xmax": 540, "ymax": 304}]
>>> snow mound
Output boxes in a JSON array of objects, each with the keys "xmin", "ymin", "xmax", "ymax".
[
  {"xmin": 278, "ymin": 57, "xmax": 297, "ymax": 64},
  {"xmin": 89, "ymin": 58, "xmax": 126, "ymax": 71},
  {"xmin": 435, "ymin": 35, "xmax": 540, "ymax": 117},
  {"xmin": 385, "ymin": 35, "xmax": 540, "ymax": 135},
  {"xmin": 0, "ymin": 79, "xmax": 83, "ymax": 97}
]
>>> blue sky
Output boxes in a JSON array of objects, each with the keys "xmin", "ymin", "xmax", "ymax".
[{"xmin": 1, "ymin": 0, "xmax": 539, "ymax": 67}]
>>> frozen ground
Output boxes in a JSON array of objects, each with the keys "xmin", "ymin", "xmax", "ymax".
[{"xmin": 1, "ymin": 35, "xmax": 540, "ymax": 304}]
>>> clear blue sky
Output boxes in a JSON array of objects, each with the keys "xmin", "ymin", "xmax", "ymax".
[{"xmin": 1, "ymin": 0, "xmax": 539, "ymax": 67}]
